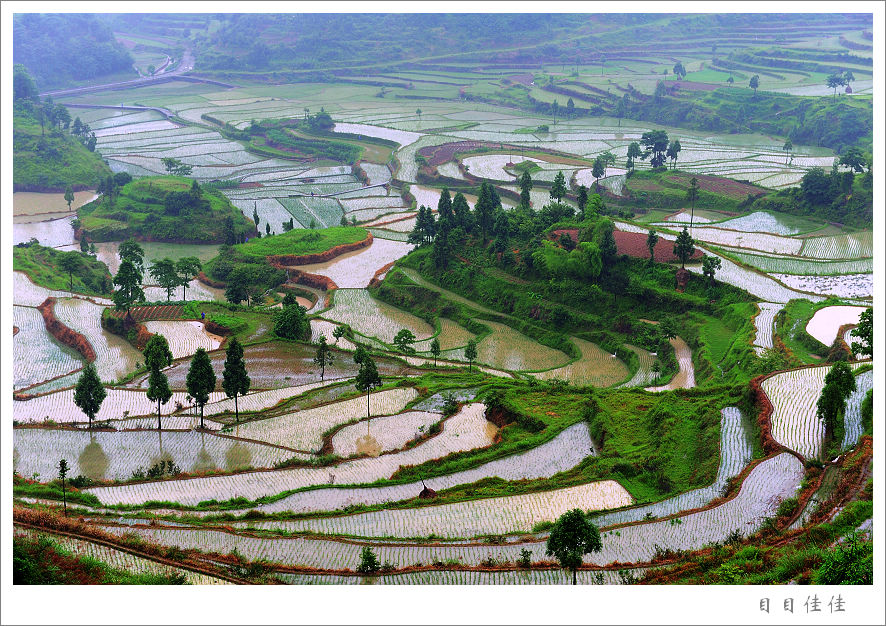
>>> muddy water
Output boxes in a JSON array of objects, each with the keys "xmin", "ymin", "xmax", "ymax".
[
  {"xmin": 13, "ymin": 191, "xmax": 98, "ymax": 216},
  {"xmin": 805, "ymin": 305, "xmax": 867, "ymax": 347},
  {"xmin": 289, "ymin": 238, "xmax": 414, "ymax": 288}
]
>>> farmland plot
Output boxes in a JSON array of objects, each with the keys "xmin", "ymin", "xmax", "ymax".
[
  {"xmin": 120, "ymin": 422, "xmax": 592, "ymax": 516},
  {"xmin": 13, "ymin": 215, "xmax": 77, "ymax": 248},
  {"xmin": 684, "ymin": 254, "xmax": 824, "ymax": 303},
  {"xmin": 13, "ymin": 387, "xmax": 225, "ymax": 425},
  {"xmin": 799, "ymin": 232, "xmax": 873, "ymax": 259},
  {"xmin": 13, "ymin": 191, "xmax": 97, "ymax": 216},
  {"xmin": 530, "ymin": 337, "xmax": 629, "ymax": 387},
  {"xmin": 12, "ymin": 528, "xmax": 231, "ymax": 585},
  {"xmin": 233, "ymin": 388, "xmax": 420, "ymax": 451},
  {"xmin": 360, "ymin": 163, "xmax": 392, "ymax": 186},
  {"xmin": 591, "ymin": 407, "xmax": 754, "ymax": 527},
  {"xmin": 436, "ymin": 161, "xmax": 466, "ymax": 180},
  {"xmin": 618, "ymin": 344, "xmax": 657, "ymax": 387},
  {"xmin": 279, "ymin": 569, "xmax": 629, "ymax": 585},
  {"xmin": 333, "ymin": 123, "xmax": 422, "ymax": 147},
  {"xmin": 339, "ymin": 196, "xmax": 405, "ymax": 213},
  {"xmin": 842, "ymin": 370, "xmax": 873, "ymax": 450},
  {"xmin": 202, "ymin": 381, "xmax": 333, "ymax": 417},
  {"xmin": 413, "ymin": 318, "xmax": 477, "ymax": 353},
  {"xmin": 52, "ymin": 298, "xmax": 142, "ymax": 382},
  {"xmin": 13, "ymin": 428, "xmax": 295, "ymax": 481},
  {"xmin": 725, "ymin": 250, "xmax": 872, "ymax": 276},
  {"xmin": 805, "ymin": 306, "xmax": 867, "ymax": 347},
  {"xmin": 92, "ymin": 120, "xmax": 180, "ymax": 137},
  {"xmin": 645, "ymin": 336, "xmax": 695, "ymax": 392},
  {"xmin": 230, "ymin": 198, "xmax": 296, "ymax": 235},
  {"xmin": 290, "ymin": 239, "xmax": 414, "ymax": 288},
  {"xmin": 322, "ymin": 289, "xmax": 433, "ymax": 344},
  {"xmin": 662, "ymin": 211, "xmax": 714, "ymax": 224},
  {"xmin": 13, "ymin": 271, "xmax": 109, "ymax": 307},
  {"xmin": 310, "ymin": 320, "xmax": 357, "ymax": 352},
  {"xmin": 241, "ymin": 482, "xmax": 633, "ymax": 539},
  {"xmin": 331, "ymin": 410, "xmax": 446, "ymax": 457},
  {"xmin": 753, "ymin": 302, "xmax": 783, "ymax": 352},
  {"xmin": 13, "ymin": 306, "xmax": 83, "ymax": 390},
  {"xmin": 685, "ymin": 227, "xmax": 803, "ymax": 255},
  {"xmin": 442, "ymin": 319, "xmax": 570, "ymax": 372},
  {"xmin": 86, "ymin": 404, "xmax": 592, "ymax": 508},
  {"xmin": 774, "ymin": 273, "xmax": 873, "ymax": 299},
  {"xmin": 143, "ymin": 321, "xmax": 222, "ymax": 359}
]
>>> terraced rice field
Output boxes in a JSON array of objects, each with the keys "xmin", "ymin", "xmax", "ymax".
[
  {"xmin": 331, "ymin": 410, "xmax": 446, "ymax": 457},
  {"xmin": 683, "ymin": 253, "xmax": 824, "ymax": 303},
  {"xmin": 725, "ymin": 250, "xmax": 872, "ymax": 276},
  {"xmin": 13, "ymin": 429, "xmax": 295, "ymax": 481},
  {"xmin": 278, "ymin": 570, "xmax": 628, "ymax": 585},
  {"xmin": 309, "ymin": 319, "xmax": 357, "ymax": 352},
  {"xmin": 684, "ymin": 227, "xmax": 803, "ymax": 255},
  {"xmin": 13, "ymin": 387, "xmax": 226, "ymax": 425},
  {"xmin": 774, "ymin": 273, "xmax": 873, "ymax": 299},
  {"xmin": 592, "ymin": 407, "xmax": 754, "ymax": 526},
  {"xmin": 752, "ymin": 302, "xmax": 783, "ymax": 352},
  {"xmin": 12, "ymin": 528, "xmax": 231, "ymax": 585},
  {"xmin": 85, "ymin": 404, "xmax": 589, "ymax": 508},
  {"xmin": 645, "ymin": 336, "xmax": 695, "ymax": 392},
  {"xmin": 322, "ymin": 289, "xmax": 434, "ymax": 344},
  {"xmin": 530, "ymin": 337, "xmax": 629, "ymax": 386},
  {"xmin": 233, "ymin": 387, "xmax": 420, "ymax": 451},
  {"xmin": 52, "ymin": 298, "xmax": 142, "ymax": 383},
  {"xmin": 13, "ymin": 306, "xmax": 83, "ymax": 390},
  {"xmin": 413, "ymin": 318, "xmax": 477, "ymax": 353},
  {"xmin": 799, "ymin": 232, "xmax": 873, "ymax": 259},
  {"xmin": 240, "ymin": 481, "xmax": 633, "ymax": 539},
  {"xmin": 13, "ymin": 272, "xmax": 111, "ymax": 308},
  {"xmin": 842, "ymin": 370, "xmax": 873, "ymax": 450},
  {"xmin": 202, "ymin": 381, "xmax": 333, "ymax": 417},
  {"xmin": 457, "ymin": 320, "xmax": 570, "ymax": 372},
  {"xmin": 13, "ymin": 191, "xmax": 97, "ymax": 216},
  {"xmin": 290, "ymin": 239, "xmax": 414, "ymax": 288},
  {"xmin": 804, "ymin": 306, "xmax": 867, "ymax": 347},
  {"xmin": 12, "ymin": 215, "xmax": 77, "ymax": 248},
  {"xmin": 618, "ymin": 345, "xmax": 657, "ymax": 388},
  {"xmin": 143, "ymin": 321, "xmax": 223, "ymax": 359}
]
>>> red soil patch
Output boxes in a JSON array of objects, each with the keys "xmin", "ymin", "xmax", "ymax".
[
  {"xmin": 614, "ymin": 230, "xmax": 704, "ymax": 262},
  {"xmin": 197, "ymin": 271, "xmax": 226, "ymax": 289},
  {"xmin": 111, "ymin": 305, "xmax": 184, "ymax": 322},
  {"xmin": 368, "ymin": 260, "xmax": 398, "ymax": 288},
  {"xmin": 237, "ymin": 182, "xmax": 263, "ymax": 189},
  {"xmin": 665, "ymin": 172, "xmax": 765, "ymax": 201},
  {"xmin": 37, "ymin": 298, "xmax": 96, "ymax": 362},
  {"xmin": 13, "ymin": 326, "xmax": 19, "ymax": 336}
]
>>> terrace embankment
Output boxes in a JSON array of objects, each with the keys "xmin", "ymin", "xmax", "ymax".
[{"xmin": 36, "ymin": 298, "xmax": 96, "ymax": 363}]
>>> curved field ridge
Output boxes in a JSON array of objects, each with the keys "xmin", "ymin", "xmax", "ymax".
[
  {"xmin": 202, "ymin": 381, "xmax": 332, "ymax": 417},
  {"xmin": 645, "ymin": 336, "xmax": 694, "ymax": 392},
  {"xmin": 12, "ymin": 528, "xmax": 231, "ymax": 585},
  {"xmin": 331, "ymin": 410, "xmax": 448, "ymax": 457},
  {"xmin": 85, "ymin": 418, "xmax": 593, "ymax": 508},
  {"xmin": 618, "ymin": 345, "xmax": 656, "ymax": 388},
  {"xmin": 842, "ymin": 370, "xmax": 873, "ymax": 450},
  {"xmin": 752, "ymin": 302, "xmax": 783, "ymax": 352},
  {"xmin": 13, "ymin": 428, "xmax": 297, "ymax": 481},
  {"xmin": 13, "ymin": 305, "xmax": 83, "ymax": 390},
  {"xmin": 143, "ymin": 321, "xmax": 222, "ymax": 360},
  {"xmin": 288, "ymin": 239, "xmax": 414, "ymax": 289},
  {"xmin": 239, "ymin": 482, "xmax": 633, "ymax": 539},
  {"xmin": 92, "ymin": 454, "xmax": 802, "ymax": 569},
  {"xmin": 233, "ymin": 387, "xmax": 419, "ymax": 450},
  {"xmin": 530, "ymin": 337, "xmax": 629, "ymax": 387},
  {"xmin": 800, "ymin": 232, "xmax": 873, "ymax": 260},
  {"xmin": 13, "ymin": 387, "xmax": 226, "ymax": 425},
  {"xmin": 591, "ymin": 407, "xmax": 754, "ymax": 527},
  {"xmin": 322, "ymin": 289, "xmax": 434, "ymax": 345},
  {"xmin": 773, "ymin": 273, "xmax": 872, "ymax": 300},
  {"xmin": 805, "ymin": 306, "xmax": 867, "ymax": 347}
]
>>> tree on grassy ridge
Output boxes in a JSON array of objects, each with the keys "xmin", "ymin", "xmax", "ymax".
[
  {"xmin": 826, "ymin": 73, "xmax": 845, "ymax": 101},
  {"xmin": 64, "ymin": 185, "xmax": 75, "ymax": 211},
  {"xmin": 393, "ymin": 329, "xmax": 416, "ymax": 354},
  {"xmin": 626, "ymin": 142, "xmax": 642, "ymax": 173},
  {"xmin": 519, "ymin": 171, "xmax": 533, "ymax": 209},
  {"xmin": 749, "ymin": 74, "xmax": 760, "ymax": 98},
  {"xmin": 640, "ymin": 130, "xmax": 669, "ymax": 169},
  {"xmin": 73, "ymin": 362, "xmax": 106, "ymax": 430},
  {"xmin": 112, "ymin": 259, "xmax": 145, "ymax": 318},
  {"xmin": 545, "ymin": 508, "xmax": 602, "ymax": 585},
  {"xmin": 685, "ymin": 177, "xmax": 700, "ymax": 230},
  {"xmin": 57, "ymin": 252, "xmax": 82, "ymax": 295},
  {"xmin": 149, "ymin": 258, "xmax": 179, "ymax": 302},
  {"xmin": 646, "ymin": 229, "xmax": 659, "ymax": 264},
  {"xmin": 673, "ymin": 227, "xmax": 695, "ymax": 269},
  {"xmin": 701, "ymin": 254, "xmax": 722, "ymax": 287},
  {"xmin": 58, "ymin": 459, "xmax": 69, "ymax": 516},
  {"xmin": 273, "ymin": 303, "xmax": 309, "ymax": 340},
  {"xmin": 816, "ymin": 361, "xmax": 856, "ymax": 454},
  {"xmin": 464, "ymin": 339, "xmax": 478, "ymax": 372},
  {"xmin": 146, "ymin": 366, "xmax": 172, "ymax": 431},
  {"xmin": 175, "ymin": 257, "xmax": 202, "ymax": 301},
  {"xmin": 186, "ymin": 348, "xmax": 216, "ymax": 430},
  {"xmin": 354, "ymin": 354, "xmax": 382, "ymax": 419},
  {"xmin": 161, "ymin": 157, "xmax": 193, "ymax": 177},
  {"xmin": 118, "ymin": 239, "xmax": 145, "ymax": 274},
  {"xmin": 851, "ymin": 308, "xmax": 872, "ymax": 359},
  {"xmin": 666, "ymin": 139, "xmax": 682, "ymax": 170},
  {"xmin": 312, "ymin": 335, "xmax": 334, "ymax": 382},
  {"xmin": 550, "ymin": 171, "xmax": 567, "ymax": 203},
  {"xmin": 143, "ymin": 334, "xmax": 174, "ymax": 372},
  {"xmin": 576, "ymin": 185, "xmax": 589, "ymax": 220},
  {"xmin": 591, "ymin": 158, "xmax": 605, "ymax": 190},
  {"xmin": 430, "ymin": 337, "xmax": 441, "ymax": 367},
  {"xmin": 222, "ymin": 337, "xmax": 251, "ymax": 422}
]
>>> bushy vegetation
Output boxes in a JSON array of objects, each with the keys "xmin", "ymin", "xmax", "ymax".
[
  {"xmin": 13, "ymin": 241, "xmax": 113, "ymax": 296},
  {"xmin": 77, "ymin": 176, "xmax": 255, "ymax": 243}
]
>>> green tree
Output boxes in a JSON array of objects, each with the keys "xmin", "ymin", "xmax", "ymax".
[
  {"xmin": 839, "ymin": 147, "xmax": 867, "ymax": 173},
  {"xmin": 782, "ymin": 138, "xmax": 793, "ymax": 164},
  {"xmin": 816, "ymin": 361, "xmax": 856, "ymax": 450},
  {"xmin": 673, "ymin": 226, "xmax": 695, "ymax": 269},
  {"xmin": 186, "ymin": 348, "xmax": 217, "ymax": 430},
  {"xmin": 814, "ymin": 531, "xmax": 873, "ymax": 584},
  {"xmin": 640, "ymin": 130, "xmax": 669, "ymax": 168},
  {"xmin": 474, "ymin": 183, "xmax": 495, "ymax": 243},
  {"xmin": 64, "ymin": 185, "xmax": 75, "ymax": 211},
  {"xmin": 175, "ymin": 257, "xmax": 202, "ymax": 301},
  {"xmin": 222, "ymin": 337, "xmax": 251, "ymax": 422},
  {"xmin": 13, "ymin": 64, "xmax": 39, "ymax": 102},
  {"xmin": 149, "ymin": 258, "xmax": 179, "ymax": 302},
  {"xmin": 545, "ymin": 508, "xmax": 602, "ymax": 585},
  {"xmin": 666, "ymin": 139, "xmax": 682, "ymax": 169},
  {"xmin": 614, "ymin": 96, "xmax": 626, "ymax": 127},
  {"xmin": 550, "ymin": 171, "xmax": 567, "ymax": 203},
  {"xmin": 143, "ymin": 334, "xmax": 173, "ymax": 372},
  {"xmin": 851, "ymin": 308, "xmax": 872, "ymax": 358},
  {"xmin": 333, "ymin": 325, "xmax": 346, "ymax": 344},
  {"xmin": 452, "ymin": 191, "xmax": 473, "ymax": 233},
  {"xmin": 357, "ymin": 546, "xmax": 380, "ymax": 574},
  {"xmin": 701, "ymin": 254, "xmax": 722, "ymax": 287},
  {"xmin": 146, "ymin": 366, "xmax": 172, "ymax": 431},
  {"xmin": 749, "ymin": 74, "xmax": 760, "ymax": 97},
  {"xmin": 437, "ymin": 187, "xmax": 454, "ymax": 223},
  {"xmin": 686, "ymin": 177, "xmax": 700, "ymax": 229},
  {"xmin": 430, "ymin": 337, "xmax": 441, "ymax": 367},
  {"xmin": 312, "ymin": 335, "xmax": 335, "ymax": 382},
  {"xmin": 626, "ymin": 142, "xmax": 642, "ymax": 172},
  {"xmin": 591, "ymin": 158, "xmax": 605, "ymax": 190},
  {"xmin": 58, "ymin": 459, "xmax": 70, "ymax": 516},
  {"xmin": 726, "ymin": 75, "xmax": 734, "ymax": 87},
  {"xmin": 576, "ymin": 185, "xmax": 589, "ymax": 220},
  {"xmin": 566, "ymin": 97, "xmax": 575, "ymax": 119},
  {"xmin": 598, "ymin": 221, "xmax": 618, "ymax": 270},
  {"xmin": 57, "ymin": 252, "xmax": 82, "ymax": 295},
  {"xmin": 118, "ymin": 239, "xmax": 145, "ymax": 274},
  {"xmin": 464, "ymin": 339, "xmax": 478, "ymax": 372},
  {"xmin": 273, "ymin": 303, "xmax": 309, "ymax": 340},
  {"xmin": 393, "ymin": 329, "xmax": 416, "ymax": 354},
  {"xmin": 826, "ymin": 73, "xmax": 845, "ymax": 101},
  {"xmin": 354, "ymin": 354, "xmax": 382, "ymax": 418},
  {"xmin": 73, "ymin": 362, "xmax": 106, "ymax": 430},
  {"xmin": 646, "ymin": 229, "xmax": 659, "ymax": 264},
  {"xmin": 672, "ymin": 61, "xmax": 686, "ymax": 80},
  {"xmin": 80, "ymin": 233, "xmax": 90, "ymax": 255},
  {"xmin": 519, "ymin": 171, "xmax": 533, "ymax": 209},
  {"xmin": 161, "ymin": 157, "xmax": 193, "ymax": 177},
  {"xmin": 112, "ymin": 259, "xmax": 145, "ymax": 317}
]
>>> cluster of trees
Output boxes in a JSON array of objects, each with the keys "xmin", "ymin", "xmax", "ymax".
[
  {"xmin": 110, "ymin": 239, "xmax": 203, "ymax": 314},
  {"xmin": 825, "ymin": 70, "xmax": 856, "ymax": 100},
  {"xmin": 13, "ymin": 66, "xmax": 97, "ymax": 151}
]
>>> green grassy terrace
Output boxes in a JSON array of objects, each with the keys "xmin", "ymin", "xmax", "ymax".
[
  {"xmin": 13, "ymin": 243, "xmax": 113, "ymax": 296},
  {"xmin": 231, "ymin": 226, "xmax": 368, "ymax": 259},
  {"xmin": 77, "ymin": 176, "xmax": 254, "ymax": 243}
]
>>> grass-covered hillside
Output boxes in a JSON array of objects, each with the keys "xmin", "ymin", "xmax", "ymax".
[
  {"xmin": 231, "ymin": 225, "xmax": 367, "ymax": 260},
  {"xmin": 77, "ymin": 177, "xmax": 255, "ymax": 243},
  {"xmin": 13, "ymin": 242, "xmax": 113, "ymax": 296},
  {"xmin": 12, "ymin": 106, "xmax": 111, "ymax": 192}
]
